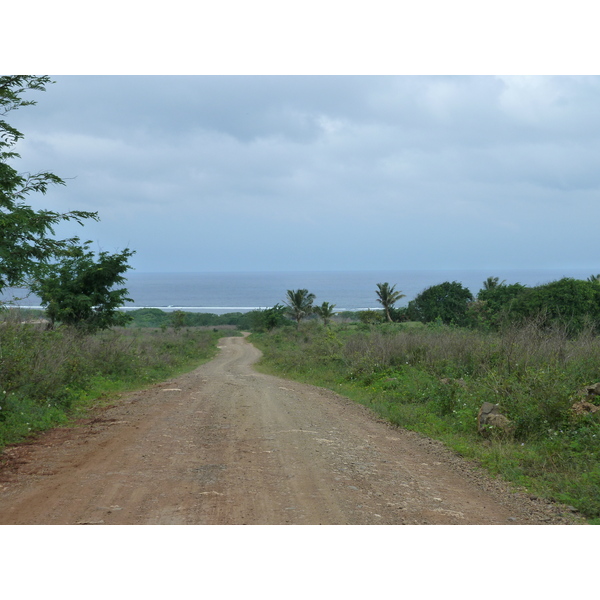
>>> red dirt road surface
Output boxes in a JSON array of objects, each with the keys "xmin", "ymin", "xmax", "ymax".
[{"xmin": 0, "ymin": 335, "xmax": 581, "ymax": 525}]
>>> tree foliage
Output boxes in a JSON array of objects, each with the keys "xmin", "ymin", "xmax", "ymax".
[
  {"xmin": 284, "ymin": 289, "xmax": 316, "ymax": 326},
  {"xmin": 482, "ymin": 276, "xmax": 506, "ymax": 290},
  {"xmin": 170, "ymin": 310, "xmax": 187, "ymax": 331},
  {"xmin": 31, "ymin": 245, "xmax": 135, "ymax": 332},
  {"xmin": 509, "ymin": 277, "xmax": 600, "ymax": 334},
  {"xmin": 476, "ymin": 281, "xmax": 528, "ymax": 328},
  {"xmin": 251, "ymin": 304, "xmax": 289, "ymax": 332},
  {"xmin": 0, "ymin": 76, "xmax": 98, "ymax": 296},
  {"xmin": 358, "ymin": 309, "xmax": 384, "ymax": 325},
  {"xmin": 408, "ymin": 281, "xmax": 473, "ymax": 326},
  {"xmin": 314, "ymin": 301, "xmax": 337, "ymax": 326},
  {"xmin": 375, "ymin": 282, "xmax": 405, "ymax": 322}
]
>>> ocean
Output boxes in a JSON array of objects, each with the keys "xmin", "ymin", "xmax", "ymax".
[{"xmin": 3, "ymin": 268, "xmax": 596, "ymax": 314}]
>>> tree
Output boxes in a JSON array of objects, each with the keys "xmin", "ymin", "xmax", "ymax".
[
  {"xmin": 388, "ymin": 306, "xmax": 410, "ymax": 322},
  {"xmin": 408, "ymin": 281, "xmax": 473, "ymax": 326},
  {"xmin": 482, "ymin": 276, "xmax": 506, "ymax": 290},
  {"xmin": 0, "ymin": 76, "xmax": 97, "ymax": 297},
  {"xmin": 375, "ymin": 282, "xmax": 405, "ymax": 322},
  {"xmin": 31, "ymin": 244, "xmax": 135, "ymax": 332},
  {"xmin": 509, "ymin": 278, "xmax": 600, "ymax": 334},
  {"xmin": 252, "ymin": 303, "xmax": 288, "ymax": 332},
  {"xmin": 475, "ymin": 281, "xmax": 528, "ymax": 329},
  {"xmin": 358, "ymin": 309, "xmax": 384, "ymax": 325},
  {"xmin": 314, "ymin": 301, "xmax": 337, "ymax": 326},
  {"xmin": 171, "ymin": 310, "xmax": 187, "ymax": 331},
  {"xmin": 588, "ymin": 274, "xmax": 600, "ymax": 284},
  {"xmin": 284, "ymin": 289, "xmax": 315, "ymax": 327}
]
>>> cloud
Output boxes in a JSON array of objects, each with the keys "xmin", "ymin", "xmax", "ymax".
[{"xmin": 9, "ymin": 75, "xmax": 600, "ymax": 273}]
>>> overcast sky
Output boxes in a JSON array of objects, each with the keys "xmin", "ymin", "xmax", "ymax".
[{"xmin": 9, "ymin": 75, "xmax": 600, "ymax": 274}]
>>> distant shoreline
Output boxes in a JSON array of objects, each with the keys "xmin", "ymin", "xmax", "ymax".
[
  {"xmin": 4, "ymin": 268, "xmax": 596, "ymax": 316},
  {"xmin": 6, "ymin": 305, "xmax": 378, "ymax": 314}
]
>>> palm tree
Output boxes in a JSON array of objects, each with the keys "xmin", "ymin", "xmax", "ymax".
[
  {"xmin": 375, "ymin": 282, "xmax": 405, "ymax": 322},
  {"xmin": 483, "ymin": 276, "xmax": 505, "ymax": 290},
  {"xmin": 314, "ymin": 301, "xmax": 337, "ymax": 326},
  {"xmin": 284, "ymin": 289, "xmax": 316, "ymax": 327},
  {"xmin": 588, "ymin": 274, "xmax": 600, "ymax": 284}
]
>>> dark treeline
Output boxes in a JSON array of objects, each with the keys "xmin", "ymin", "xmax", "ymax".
[
  {"xmin": 399, "ymin": 275, "xmax": 600, "ymax": 335},
  {"xmin": 123, "ymin": 274, "xmax": 600, "ymax": 336}
]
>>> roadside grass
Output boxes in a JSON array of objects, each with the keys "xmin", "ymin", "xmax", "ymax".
[
  {"xmin": 0, "ymin": 318, "xmax": 232, "ymax": 450},
  {"xmin": 251, "ymin": 321, "xmax": 600, "ymax": 522}
]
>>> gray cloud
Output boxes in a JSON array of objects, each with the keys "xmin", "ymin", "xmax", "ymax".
[{"xmin": 9, "ymin": 75, "xmax": 600, "ymax": 273}]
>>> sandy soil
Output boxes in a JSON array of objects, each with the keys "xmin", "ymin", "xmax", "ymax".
[{"xmin": 0, "ymin": 335, "xmax": 583, "ymax": 525}]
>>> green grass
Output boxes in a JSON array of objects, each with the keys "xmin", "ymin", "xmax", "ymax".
[{"xmin": 251, "ymin": 321, "xmax": 600, "ymax": 522}]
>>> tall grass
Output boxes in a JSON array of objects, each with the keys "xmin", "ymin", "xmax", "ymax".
[
  {"xmin": 0, "ymin": 313, "xmax": 226, "ymax": 449},
  {"xmin": 252, "ymin": 321, "xmax": 600, "ymax": 521}
]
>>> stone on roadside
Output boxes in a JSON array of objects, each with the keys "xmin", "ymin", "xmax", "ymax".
[{"xmin": 477, "ymin": 402, "xmax": 513, "ymax": 437}]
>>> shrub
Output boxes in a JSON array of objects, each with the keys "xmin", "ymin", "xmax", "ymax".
[
  {"xmin": 407, "ymin": 281, "xmax": 474, "ymax": 326},
  {"xmin": 509, "ymin": 278, "xmax": 600, "ymax": 335}
]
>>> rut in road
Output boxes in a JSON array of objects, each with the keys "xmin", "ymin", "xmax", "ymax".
[{"xmin": 0, "ymin": 335, "xmax": 579, "ymax": 525}]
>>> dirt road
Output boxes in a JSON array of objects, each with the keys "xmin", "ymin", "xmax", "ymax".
[{"xmin": 0, "ymin": 335, "xmax": 581, "ymax": 524}]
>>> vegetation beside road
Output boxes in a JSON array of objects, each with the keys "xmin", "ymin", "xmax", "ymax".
[
  {"xmin": 0, "ymin": 312, "xmax": 225, "ymax": 451},
  {"xmin": 251, "ymin": 319, "xmax": 600, "ymax": 522}
]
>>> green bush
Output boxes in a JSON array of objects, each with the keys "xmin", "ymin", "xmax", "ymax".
[
  {"xmin": 407, "ymin": 281, "xmax": 474, "ymax": 326},
  {"xmin": 509, "ymin": 278, "xmax": 600, "ymax": 335}
]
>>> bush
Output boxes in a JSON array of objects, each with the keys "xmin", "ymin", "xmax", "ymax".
[
  {"xmin": 408, "ymin": 281, "xmax": 474, "ymax": 326},
  {"xmin": 509, "ymin": 278, "xmax": 600, "ymax": 334},
  {"xmin": 474, "ymin": 282, "xmax": 528, "ymax": 329}
]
